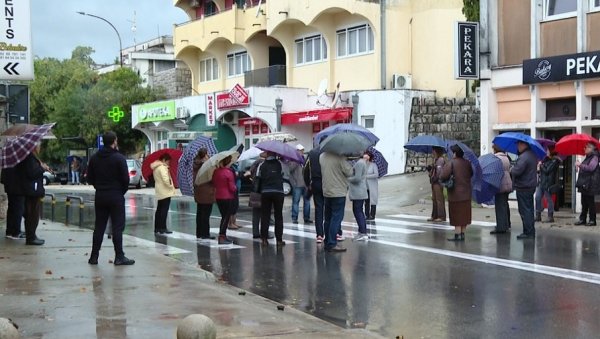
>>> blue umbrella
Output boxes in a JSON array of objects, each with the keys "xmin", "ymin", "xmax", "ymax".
[
  {"xmin": 255, "ymin": 140, "xmax": 304, "ymax": 164},
  {"xmin": 320, "ymin": 132, "xmax": 374, "ymax": 156},
  {"xmin": 177, "ymin": 136, "xmax": 218, "ymax": 196},
  {"xmin": 314, "ymin": 123, "xmax": 379, "ymax": 147},
  {"xmin": 473, "ymin": 153, "xmax": 505, "ymax": 204},
  {"xmin": 492, "ymin": 132, "xmax": 546, "ymax": 159},
  {"xmin": 446, "ymin": 140, "xmax": 483, "ymax": 191},
  {"xmin": 404, "ymin": 135, "xmax": 447, "ymax": 153}
]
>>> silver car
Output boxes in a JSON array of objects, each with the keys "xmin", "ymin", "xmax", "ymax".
[
  {"xmin": 127, "ymin": 159, "xmax": 145, "ymax": 189},
  {"xmin": 43, "ymin": 171, "xmax": 55, "ymax": 186}
]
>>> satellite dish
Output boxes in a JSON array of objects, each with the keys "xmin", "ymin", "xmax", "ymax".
[
  {"xmin": 317, "ymin": 79, "xmax": 328, "ymax": 96},
  {"xmin": 331, "ymin": 82, "xmax": 341, "ymax": 108}
]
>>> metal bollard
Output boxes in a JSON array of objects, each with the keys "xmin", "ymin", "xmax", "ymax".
[
  {"xmin": 41, "ymin": 193, "xmax": 56, "ymax": 221},
  {"xmin": 65, "ymin": 195, "xmax": 84, "ymax": 226}
]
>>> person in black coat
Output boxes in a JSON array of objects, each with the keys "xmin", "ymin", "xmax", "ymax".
[
  {"xmin": 575, "ymin": 143, "xmax": 600, "ymax": 226},
  {"xmin": 86, "ymin": 131, "xmax": 135, "ymax": 266},
  {"xmin": 303, "ymin": 146, "xmax": 326, "ymax": 243},
  {"xmin": 535, "ymin": 147, "xmax": 561, "ymax": 223},
  {"xmin": 15, "ymin": 144, "xmax": 50, "ymax": 245},
  {"xmin": 1, "ymin": 166, "xmax": 26, "ymax": 239}
]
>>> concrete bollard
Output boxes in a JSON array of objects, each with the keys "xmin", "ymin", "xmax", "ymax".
[
  {"xmin": 0, "ymin": 318, "xmax": 20, "ymax": 339},
  {"xmin": 176, "ymin": 314, "xmax": 216, "ymax": 339}
]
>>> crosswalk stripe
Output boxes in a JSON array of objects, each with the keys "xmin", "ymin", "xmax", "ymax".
[
  {"xmin": 387, "ymin": 213, "xmax": 496, "ymax": 227},
  {"xmin": 123, "ymin": 234, "xmax": 191, "ymax": 254}
]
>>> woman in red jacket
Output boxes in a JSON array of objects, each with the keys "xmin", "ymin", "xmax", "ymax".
[{"xmin": 212, "ymin": 155, "xmax": 237, "ymax": 244}]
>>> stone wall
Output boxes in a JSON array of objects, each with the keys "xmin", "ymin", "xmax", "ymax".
[
  {"xmin": 150, "ymin": 67, "xmax": 192, "ymax": 99},
  {"xmin": 405, "ymin": 96, "xmax": 480, "ymax": 172}
]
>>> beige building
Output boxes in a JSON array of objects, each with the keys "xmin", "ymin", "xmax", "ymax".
[
  {"xmin": 132, "ymin": 0, "xmax": 466, "ymax": 175},
  {"xmin": 480, "ymin": 0, "xmax": 600, "ymax": 211}
]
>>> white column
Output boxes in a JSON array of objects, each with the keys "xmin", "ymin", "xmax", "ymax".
[{"xmin": 480, "ymin": 79, "xmax": 496, "ymax": 155}]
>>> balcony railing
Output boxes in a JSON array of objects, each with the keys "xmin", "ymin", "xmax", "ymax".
[{"xmin": 244, "ymin": 65, "xmax": 286, "ymax": 87}]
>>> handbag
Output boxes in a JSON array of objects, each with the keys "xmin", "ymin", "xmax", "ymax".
[
  {"xmin": 440, "ymin": 161, "xmax": 455, "ymax": 189},
  {"xmin": 248, "ymin": 191, "xmax": 262, "ymax": 208}
]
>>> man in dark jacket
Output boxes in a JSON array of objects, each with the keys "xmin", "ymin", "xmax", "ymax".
[
  {"xmin": 303, "ymin": 146, "xmax": 325, "ymax": 243},
  {"xmin": 256, "ymin": 153, "xmax": 285, "ymax": 246},
  {"xmin": 15, "ymin": 146, "xmax": 48, "ymax": 245},
  {"xmin": 87, "ymin": 131, "xmax": 134, "ymax": 265},
  {"xmin": 511, "ymin": 141, "xmax": 538, "ymax": 239},
  {"xmin": 1, "ymin": 167, "xmax": 26, "ymax": 239}
]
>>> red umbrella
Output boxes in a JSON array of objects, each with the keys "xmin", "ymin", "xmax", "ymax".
[
  {"xmin": 141, "ymin": 149, "xmax": 183, "ymax": 188},
  {"xmin": 555, "ymin": 134, "xmax": 600, "ymax": 156}
]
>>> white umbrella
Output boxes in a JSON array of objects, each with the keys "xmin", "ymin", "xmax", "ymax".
[
  {"xmin": 195, "ymin": 150, "xmax": 239, "ymax": 185},
  {"xmin": 257, "ymin": 132, "xmax": 297, "ymax": 143},
  {"xmin": 238, "ymin": 146, "xmax": 262, "ymax": 163}
]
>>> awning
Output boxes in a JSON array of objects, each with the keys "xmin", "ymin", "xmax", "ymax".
[{"xmin": 280, "ymin": 108, "xmax": 352, "ymax": 125}]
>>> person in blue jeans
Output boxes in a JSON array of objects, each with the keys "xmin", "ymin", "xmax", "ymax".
[
  {"xmin": 511, "ymin": 141, "xmax": 538, "ymax": 239},
  {"xmin": 289, "ymin": 144, "xmax": 312, "ymax": 224},
  {"xmin": 319, "ymin": 151, "xmax": 353, "ymax": 252},
  {"xmin": 304, "ymin": 146, "xmax": 325, "ymax": 243}
]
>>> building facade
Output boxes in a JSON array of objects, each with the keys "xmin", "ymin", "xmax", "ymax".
[
  {"xmin": 132, "ymin": 0, "xmax": 465, "ymax": 175},
  {"xmin": 480, "ymin": 0, "xmax": 600, "ymax": 211}
]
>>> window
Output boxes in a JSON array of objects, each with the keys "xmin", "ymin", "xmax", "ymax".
[
  {"xmin": 592, "ymin": 0, "xmax": 600, "ymax": 10},
  {"xmin": 592, "ymin": 97, "xmax": 600, "ymax": 119},
  {"xmin": 544, "ymin": 0, "xmax": 577, "ymax": 20},
  {"xmin": 295, "ymin": 35, "xmax": 327, "ymax": 65},
  {"xmin": 154, "ymin": 60, "xmax": 175, "ymax": 73},
  {"xmin": 227, "ymin": 51, "xmax": 251, "ymax": 77},
  {"xmin": 200, "ymin": 58, "xmax": 218, "ymax": 82},
  {"xmin": 362, "ymin": 115, "xmax": 375, "ymax": 129},
  {"xmin": 336, "ymin": 24, "xmax": 375, "ymax": 58},
  {"xmin": 545, "ymin": 98, "xmax": 576, "ymax": 121}
]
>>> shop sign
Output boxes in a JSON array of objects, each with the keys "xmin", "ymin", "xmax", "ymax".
[
  {"xmin": 206, "ymin": 94, "xmax": 215, "ymax": 127},
  {"xmin": 0, "ymin": 0, "xmax": 34, "ymax": 80},
  {"xmin": 239, "ymin": 118, "xmax": 262, "ymax": 126},
  {"xmin": 217, "ymin": 84, "xmax": 250, "ymax": 110},
  {"xmin": 138, "ymin": 100, "xmax": 176, "ymax": 123},
  {"xmin": 523, "ymin": 50, "xmax": 600, "ymax": 84},
  {"xmin": 454, "ymin": 21, "xmax": 479, "ymax": 80}
]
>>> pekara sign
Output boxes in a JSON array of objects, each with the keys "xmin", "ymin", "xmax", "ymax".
[
  {"xmin": 454, "ymin": 21, "xmax": 479, "ymax": 80},
  {"xmin": 216, "ymin": 84, "xmax": 250, "ymax": 110},
  {"xmin": 523, "ymin": 50, "xmax": 600, "ymax": 84},
  {"xmin": 137, "ymin": 100, "xmax": 176, "ymax": 123},
  {"xmin": 0, "ymin": 0, "xmax": 33, "ymax": 80}
]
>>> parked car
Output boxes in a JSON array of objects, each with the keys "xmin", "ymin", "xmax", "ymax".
[
  {"xmin": 127, "ymin": 159, "xmax": 146, "ymax": 189},
  {"xmin": 42, "ymin": 171, "xmax": 55, "ymax": 186},
  {"xmin": 238, "ymin": 157, "xmax": 292, "ymax": 195}
]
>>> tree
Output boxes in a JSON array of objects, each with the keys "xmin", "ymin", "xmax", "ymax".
[
  {"xmin": 30, "ymin": 46, "xmax": 164, "ymax": 165},
  {"xmin": 462, "ymin": 0, "xmax": 479, "ymax": 22}
]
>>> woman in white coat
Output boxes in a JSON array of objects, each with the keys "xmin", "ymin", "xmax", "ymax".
[{"xmin": 364, "ymin": 151, "xmax": 379, "ymax": 221}]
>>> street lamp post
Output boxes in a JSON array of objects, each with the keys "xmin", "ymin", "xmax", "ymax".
[{"xmin": 77, "ymin": 11, "xmax": 123, "ymax": 67}]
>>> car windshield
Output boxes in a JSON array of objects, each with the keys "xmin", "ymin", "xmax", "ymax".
[{"xmin": 127, "ymin": 160, "xmax": 135, "ymax": 168}]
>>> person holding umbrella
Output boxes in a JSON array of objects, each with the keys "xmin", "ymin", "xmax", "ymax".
[
  {"xmin": 364, "ymin": 150, "xmax": 379, "ymax": 221},
  {"xmin": 575, "ymin": 142, "xmax": 600, "ymax": 226},
  {"xmin": 193, "ymin": 148, "xmax": 215, "ymax": 240},
  {"xmin": 511, "ymin": 141, "xmax": 539, "ymax": 239},
  {"xmin": 151, "ymin": 153, "xmax": 175, "ymax": 234},
  {"xmin": 304, "ymin": 145, "xmax": 325, "ymax": 243},
  {"xmin": 255, "ymin": 151, "xmax": 286, "ymax": 246},
  {"xmin": 439, "ymin": 144, "xmax": 472, "ymax": 241},
  {"xmin": 288, "ymin": 144, "xmax": 312, "ymax": 224},
  {"xmin": 535, "ymin": 146, "xmax": 561, "ymax": 223},
  {"xmin": 212, "ymin": 155, "xmax": 237, "ymax": 245},
  {"xmin": 427, "ymin": 146, "xmax": 447, "ymax": 222},
  {"xmin": 490, "ymin": 144, "xmax": 513, "ymax": 235}
]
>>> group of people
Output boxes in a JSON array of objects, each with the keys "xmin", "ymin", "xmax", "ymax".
[{"xmin": 428, "ymin": 138, "xmax": 600, "ymax": 241}]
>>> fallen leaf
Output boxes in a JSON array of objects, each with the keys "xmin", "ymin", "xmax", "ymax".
[
  {"xmin": 80, "ymin": 287, "xmax": 87, "ymax": 293},
  {"xmin": 108, "ymin": 259, "xmax": 113, "ymax": 264},
  {"xmin": 45, "ymin": 270, "xmax": 52, "ymax": 275},
  {"xmin": 60, "ymin": 276, "xmax": 65, "ymax": 280}
]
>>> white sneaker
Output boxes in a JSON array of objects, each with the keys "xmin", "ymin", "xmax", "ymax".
[
  {"xmin": 316, "ymin": 235, "xmax": 323, "ymax": 243},
  {"xmin": 336, "ymin": 234, "xmax": 344, "ymax": 241},
  {"xmin": 354, "ymin": 233, "xmax": 369, "ymax": 241}
]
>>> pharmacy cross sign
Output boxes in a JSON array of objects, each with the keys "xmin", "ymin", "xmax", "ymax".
[{"xmin": 108, "ymin": 106, "xmax": 124, "ymax": 122}]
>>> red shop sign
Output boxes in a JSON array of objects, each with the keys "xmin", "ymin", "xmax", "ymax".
[{"xmin": 217, "ymin": 84, "xmax": 250, "ymax": 110}]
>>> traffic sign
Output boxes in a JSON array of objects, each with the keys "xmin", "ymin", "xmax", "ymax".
[{"xmin": 0, "ymin": 0, "xmax": 34, "ymax": 80}]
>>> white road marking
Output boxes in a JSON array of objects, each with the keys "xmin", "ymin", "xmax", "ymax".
[
  {"xmin": 341, "ymin": 220, "xmax": 437, "ymax": 233},
  {"xmin": 371, "ymin": 239, "xmax": 600, "ymax": 286},
  {"xmin": 122, "ymin": 235, "xmax": 191, "ymax": 255},
  {"xmin": 164, "ymin": 231, "xmax": 245, "ymax": 249},
  {"xmin": 388, "ymin": 213, "xmax": 496, "ymax": 227}
]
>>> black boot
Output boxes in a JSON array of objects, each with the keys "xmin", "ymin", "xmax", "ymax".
[
  {"xmin": 447, "ymin": 233, "xmax": 463, "ymax": 242},
  {"xmin": 535, "ymin": 212, "xmax": 542, "ymax": 222},
  {"xmin": 370, "ymin": 205, "xmax": 376, "ymax": 220},
  {"xmin": 460, "ymin": 232, "xmax": 465, "ymax": 240}
]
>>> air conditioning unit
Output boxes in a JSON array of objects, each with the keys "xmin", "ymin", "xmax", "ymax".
[
  {"xmin": 392, "ymin": 74, "xmax": 412, "ymax": 90},
  {"xmin": 189, "ymin": 0, "xmax": 201, "ymax": 8},
  {"xmin": 223, "ymin": 112, "xmax": 238, "ymax": 124},
  {"xmin": 176, "ymin": 107, "xmax": 190, "ymax": 120}
]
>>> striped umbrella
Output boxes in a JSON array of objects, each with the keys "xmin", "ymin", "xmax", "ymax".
[
  {"xmin": 177, "ymin": 136, "xmax": 218, "ymax": 196},
  {"xmin": 1, "ymin": 123, "xmax": 55, "ymax": 168},
  {"xmin": 367, "ymin": 147, "xmax": 388, "ymax": 177},
  {"xmin": 473, "ymin": 153, "xmax": 505, "ymax": 204}
]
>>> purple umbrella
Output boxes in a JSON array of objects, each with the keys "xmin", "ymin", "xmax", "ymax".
[
  {"xmin": 536, "ymin": 138, "xmax": 556, "ymax": 150},
  {"xmin": 1, "ymin": 123, "xmax": 55, "ymax": 168},
  {"xmin": 255, "ymin": 140, "xmax": 304, "ymax": 164}
]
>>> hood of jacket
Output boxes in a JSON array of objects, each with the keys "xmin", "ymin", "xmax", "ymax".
[
  {"xmin": 96, "ymin": 147, "xmax": 120, "ymax": 158},
  {"xmin": 151, "ymin": 160, "xmax": 166, "ymax": 171}
]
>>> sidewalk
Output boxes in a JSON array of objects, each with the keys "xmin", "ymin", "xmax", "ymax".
[{"xmin": 0, "ymin": 221, "xmax": 381, "ymax": 339}]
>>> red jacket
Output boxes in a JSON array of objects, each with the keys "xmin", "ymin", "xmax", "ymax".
[{"xmin": 212, "ymin": 167, "xmax": 236, "ymax": 200}]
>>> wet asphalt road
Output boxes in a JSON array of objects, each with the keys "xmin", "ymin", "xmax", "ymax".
[{"xmin": 43, "ymin": 189, "xmax": 600, "ymax": 338}]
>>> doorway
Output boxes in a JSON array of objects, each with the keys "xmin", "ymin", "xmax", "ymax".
[{"xmin": 543, "ymin": 129, "xmax": 574, "ymax": 210}]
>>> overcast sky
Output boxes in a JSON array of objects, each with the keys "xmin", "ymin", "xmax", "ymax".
[{"xmin": 31, "ymin": 0, "xmax": 188, "ymax": 64}]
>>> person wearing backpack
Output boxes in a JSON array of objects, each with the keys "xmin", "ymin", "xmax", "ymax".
[{"xmin": 575, "ymin": 142, "xmax": 600, "ymax": 226}]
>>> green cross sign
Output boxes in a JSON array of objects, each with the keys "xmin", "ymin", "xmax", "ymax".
[{"xmin": 108, "ymin": 106, "xmax": 124, "ymax": 122}]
